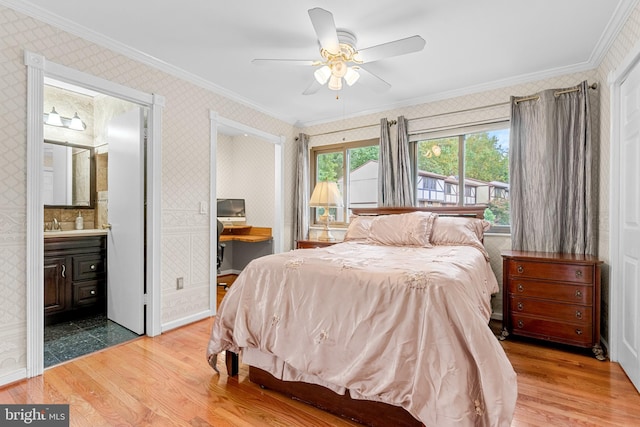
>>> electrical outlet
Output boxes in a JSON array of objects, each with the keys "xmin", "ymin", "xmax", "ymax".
[{"xmin": 176, "ymin": 277, "xmax": 184, "ymax": 290}]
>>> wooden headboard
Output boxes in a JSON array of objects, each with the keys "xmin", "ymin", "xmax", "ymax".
[{"xmin": 351, "ymin": 205, "xmax": 487, "ymax": 219}]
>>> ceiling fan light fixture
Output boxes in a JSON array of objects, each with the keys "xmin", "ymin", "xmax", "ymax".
[
  {"xmin": 314, "ymin": 65, "xmax": 331, "ymax": 84},
  {"xmin": 328, "ymin": 74, "xmax": 342, "ymax": 91},
  {"xmin": 344, "ymin": 67, "xmax": 360, "ymax": 86}
]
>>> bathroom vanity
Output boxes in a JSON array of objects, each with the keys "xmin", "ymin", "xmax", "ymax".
[{"xmin": 44, "ymin": 230, "xmax": 107, "ymax": 324}]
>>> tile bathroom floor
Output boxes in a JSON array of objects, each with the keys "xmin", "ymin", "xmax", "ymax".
[{"xmin": 44, "ymin": 314, "xmax": 140, "ymax": 368}]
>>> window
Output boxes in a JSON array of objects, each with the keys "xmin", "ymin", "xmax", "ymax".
[
  {"xmin": 412, "ymin": 123, "xmax": 510, "ymax": 229},
  {"xmin": 312, "ymin": 139, "xmax": 379, "ymax": 225}
]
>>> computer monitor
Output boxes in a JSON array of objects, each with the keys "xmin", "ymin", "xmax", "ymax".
[{"xmin": 217, "ymin": 198, "xmax": 246, "ymax": 224}]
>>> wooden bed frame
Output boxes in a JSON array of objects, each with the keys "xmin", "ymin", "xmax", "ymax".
[{"xmin": 223, "ymin": 205, "xmax": 487, "ymax": 427}]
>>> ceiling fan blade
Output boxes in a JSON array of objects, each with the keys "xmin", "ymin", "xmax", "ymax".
[
  {"xmin": 357, "ymin": 35, "xmax": 426, "ymax": 63},
  {"xmin": 252, "ymin": 59, "xmax": 320, "ymax": 66},
  {"xmin": 308, "ymin": 7, "xmax": 340, "ymax": 54},
  {"xmin": 358, "ymin": 66, "xmax": 392, "ymax": 93},
  {"xmin": 302, "ymin": 79, "xmax": 323, "ymax": 95}
]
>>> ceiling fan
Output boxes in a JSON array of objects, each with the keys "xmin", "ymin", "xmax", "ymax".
[{"xmin": 252, "ymin": 7, "xmax": 426, "ymax": 95}]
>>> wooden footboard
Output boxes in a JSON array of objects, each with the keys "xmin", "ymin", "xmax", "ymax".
[
  {"xmin": 250, "ymin": 366, "xmax": 423, "ymax": 427},
  {"xmin": 225, "ymin": 352, "xmax": 422, "ymax": 427}
]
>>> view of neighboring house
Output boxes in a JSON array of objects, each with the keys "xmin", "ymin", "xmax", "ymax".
[{"xmin": 346, "ymin": 160, "xmax": 509, "ymax": 211}]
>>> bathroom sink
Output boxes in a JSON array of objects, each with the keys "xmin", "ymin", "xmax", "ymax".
[{"xmin": 44, "ymin": 229, "xmax": 109, "ymax": 238}]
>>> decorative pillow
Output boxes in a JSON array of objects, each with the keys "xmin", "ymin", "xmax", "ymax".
[
  {"xmin": 343, "ymin": 215, "xmax": 375, "ymax": 242},
  {"xmin": 367, "ymin": 211, "xmax": 436, "ymax": 247},
  {"xmin": 430, "ymin": 216, "xmax": 491, "ymax": 259}
]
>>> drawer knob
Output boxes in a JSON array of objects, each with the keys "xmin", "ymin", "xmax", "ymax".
[
  {"xmin": 90, "ymin": 264, "xmax": 96, "ymax": 270},
  {"xmin": 575, "ymin": 328, "xmax": 583, "ymax": 335},
  {"xmin": 517, "ymin": 284, "xmax": 524, "ymax": 292},
  {"xmin": 575, "ymin": 270, "xmax": 583, "ymax": 278},
  {"xmin": 90, "ymin": 290, "xmax": 96, "ymax": 295},
  {"xmin": 576, "ymin": 310, "xmax": 583, "ymax": 320},
  {"xmin": 517, "ymin": 320, "xmax": 524, "ymax": 328},
  {"xmin": 575, "ymin": 290, "xmax": 583, "ymax": 298},
  {"xmin": 517, "ymin": 302, "xmax": 524, "ymax": 311},
  {"xmin": 517, "ymin": 265, "xmax": 524, "ymax": 274}
]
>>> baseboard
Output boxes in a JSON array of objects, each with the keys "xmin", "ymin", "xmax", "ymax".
[
  {"xmin": 0, "ymin": 368, "xmax": 27, "ymax": 388},
  {"xmin": 161, "ymin": 310, "xmax": 212, "ymax": 333}
]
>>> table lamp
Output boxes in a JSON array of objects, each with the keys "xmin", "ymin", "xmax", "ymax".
[{"xmin": 309, "ymin": 181, "xmax": 343, "ymax": 241}]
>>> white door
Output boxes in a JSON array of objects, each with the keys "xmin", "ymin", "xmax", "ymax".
[
  {"xmin": 106, "ymin": 107, "xmax": 145, "ymax": 334},
  {"xmin": 618, "ymin": 62, "xmax": 640, "ymax": 392}
]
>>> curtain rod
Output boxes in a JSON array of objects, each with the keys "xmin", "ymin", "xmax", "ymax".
[
  {"xmin": 514, "ymin": 82, "xmax": 598, "ymax": 105},
  {"xmin": 307, "ymin": 100, "xmax": 510, "ymax": 137},
  {"xmin": 308, "ymin": 82, "xmax": 598, "ymax": 137}
]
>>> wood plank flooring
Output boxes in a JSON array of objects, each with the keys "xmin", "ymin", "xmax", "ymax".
[{"xmin": 2, "ymin": 316, "xmax": 639, "ymax": 426}]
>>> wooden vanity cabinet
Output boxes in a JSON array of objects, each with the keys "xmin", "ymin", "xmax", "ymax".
[{"xmin": 44, "ymin": 235, "xmax": 106, "ymax": 324}]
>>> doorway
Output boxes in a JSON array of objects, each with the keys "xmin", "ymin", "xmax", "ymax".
[
  {"xmin": 209, "ymin": 112, "xmax": 285, "ymax": 314},
  {"xmin": 25, "ymin": 50, "xmax": 163, "ymax": 378},
  {"xmin": 42, "ymin": 80, "xmax": 146, "ymax": 367}
]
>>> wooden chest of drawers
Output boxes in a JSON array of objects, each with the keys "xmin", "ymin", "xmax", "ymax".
[{"xmin": 501, "ymin": 250, "xmax": 604, "ymax": 360}]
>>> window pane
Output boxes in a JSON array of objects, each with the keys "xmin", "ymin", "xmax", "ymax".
[
  {"xmin": 464, "ymin": 129, "xmax": 510, "ymax": 225},
  {"xmin": 315, "ymin": 151, "xmax": 344, "ymax": 223},
  {"xmin": 416, "ymin": 137, "xmax": 459, "ymax": 206},
  {"xmin": 348, "ymin": 145, "xmax": 379, "ymax": 215}
]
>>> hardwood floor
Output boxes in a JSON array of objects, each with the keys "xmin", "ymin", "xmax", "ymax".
[{"xmin": 2, "ymin": 316, "xmax": 639, "ymax": 426}]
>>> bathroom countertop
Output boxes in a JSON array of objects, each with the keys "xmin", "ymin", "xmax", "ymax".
[{"xmin": 44, "ymin": 229, "xmax": 109, "ymax": 238}]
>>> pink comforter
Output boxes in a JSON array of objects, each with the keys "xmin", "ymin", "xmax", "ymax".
[{"xmin": 207, "ymin": 242, "xmax": 517, "ymax": 426}]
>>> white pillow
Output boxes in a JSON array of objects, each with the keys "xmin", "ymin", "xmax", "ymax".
[
  {"xmin": 430, "ymin": 216, "xmax": 491, "ymax": 259},
  {"xmin": 367, "ymin": 211, "xmax": 436, "ymax": 247},
  {"xmin": 343, "ymin": 215, "xmax": 375, "ymax": 242}
]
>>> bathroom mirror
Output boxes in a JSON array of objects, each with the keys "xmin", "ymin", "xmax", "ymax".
[{"xmin": 43, "ymin": 140, "xmax": 95, "ymax": 208}]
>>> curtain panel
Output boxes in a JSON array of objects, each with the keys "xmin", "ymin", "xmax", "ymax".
[
  {"xmin": 509, "ymin": 81, "xmax": 597, "ymax": 255},
  {"xmin": 378, "ymin": 116, "xmax": 414, "ymax": 207},
  {"xmin": 293, "ymin": 133, "xmax": 310, "ymax": 244}
]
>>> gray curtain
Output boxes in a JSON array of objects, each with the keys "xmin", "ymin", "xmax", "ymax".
[
  {"xmin": 293, "ymin": 133, "xmax": 310, "ymax": 244},
  {"xmin": 510, "ymin": 81, "xmax": 597, "ymax": 255},
  {"xmin": 378, "ymin": 116, "xmax": 414, "ymax": 207}
]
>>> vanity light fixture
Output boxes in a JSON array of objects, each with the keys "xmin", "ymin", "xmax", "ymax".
[{"xmin": 44, "ymin": 107, "xmax": 86, "ymax": 131}]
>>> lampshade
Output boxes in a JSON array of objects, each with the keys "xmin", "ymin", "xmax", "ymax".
[
  {"xmin": 327, "ymin": 74, "xmax": 342, "ymax": 91},
  {"xmin": 344, "ymin": 67, "xmax": 360, "ymax": 86},
  {"xmin": 310, "ymin": 181, "xmax": 343, "ymax": 242},
  {"xmin": 314, "ymin": 65, "xmax": 331, "ymax": 85},
  {"xmin": 68, "ymin": 112, "xmax": 85, "ymax": 131},
  {"xmin": 310, "ymin": 181, "xmax": 343, "ymax": 207},
  {"xmin": 45, "ymin": 107, "xmax": 63, "ymax": 127}
]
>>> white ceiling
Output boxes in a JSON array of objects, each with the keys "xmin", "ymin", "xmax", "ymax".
[{"xmin": 8, "ymin": 0, "xmax": 638, "ymax": 127}]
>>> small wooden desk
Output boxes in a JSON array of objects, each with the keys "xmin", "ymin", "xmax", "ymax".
[{"xmin": 219, "ymin": 225, "xmax": 272, "ymax": 243}]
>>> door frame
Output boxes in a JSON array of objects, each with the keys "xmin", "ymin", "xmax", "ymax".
[
  {"xmin": 25, "ymin": 50, "xmax": 164, "ymax": 377},
  {"xmin": 608, "ymin": 42, "xmax": 640, "ymax": 363}
]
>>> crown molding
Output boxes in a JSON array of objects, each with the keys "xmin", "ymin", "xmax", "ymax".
[
  {"xmin": 588, "ymin": 0, "xmax": 640, "ymax": 67},
  {"xmin": 0, "ymin": 0, "xmax": 298, "ymax": 125}
]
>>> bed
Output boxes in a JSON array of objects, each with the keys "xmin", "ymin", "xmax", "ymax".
[{"xmin": 207, "ymin": 206, "xmax": 517, "ymax": 427}]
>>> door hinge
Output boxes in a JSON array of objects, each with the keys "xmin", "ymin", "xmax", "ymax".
[{"xmin": 143, "ymin": 293, "xmax": 149, "ymax": 305}]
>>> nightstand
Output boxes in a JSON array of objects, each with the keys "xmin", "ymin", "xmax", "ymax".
[
  {"xmin": 501, "ymin": 250, "xmax": 604, "ymax": 360},
  {"xmin": 296, "ymin": 240, "xmax": 340, "ymax": 249}
]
